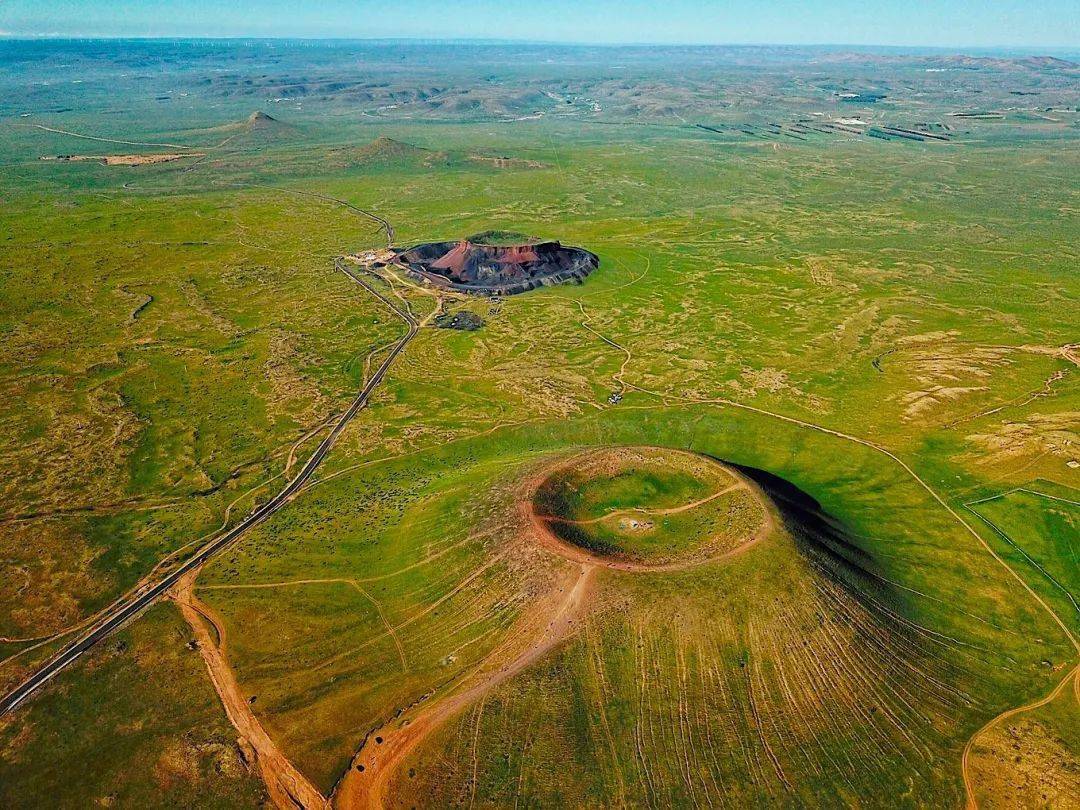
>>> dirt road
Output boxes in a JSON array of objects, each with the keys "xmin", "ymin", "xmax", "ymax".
[
  {"xmin": 173, "ymin": 571, "xmax": 329, "ymax": 810},
  {"xmin": 333, "ymin": 563, "xmax": 596, "ymax": 810}
]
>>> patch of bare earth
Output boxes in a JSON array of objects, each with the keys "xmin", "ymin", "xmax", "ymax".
[
  {"xmin": 891, "ymin": 333, "xmax": 1012, "ymax": 421},
  {"xmin": 966, "ymin": 411, "xmax": 1079, "ymax": 465},
  {"xmin": 967, "ymin": 669, "xmax": 1080, "ymax": 809},
  {"xmin": 41, "ymin": 153, "xmax": 204, "ymax": 166}
]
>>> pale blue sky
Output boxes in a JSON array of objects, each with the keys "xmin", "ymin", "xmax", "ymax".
[{"xmin": 1, "ymin": 1, "xmax": 1077, "ymax": 48}]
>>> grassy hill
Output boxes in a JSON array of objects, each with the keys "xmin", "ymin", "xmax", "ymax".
[{"xmin": 0, "ymin": 40, "xmax": 1077, "ymax": 809}]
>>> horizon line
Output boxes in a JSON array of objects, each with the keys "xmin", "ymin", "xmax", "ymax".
[{"xmin": 0, "ymin": 34, "xmax": 1078, "ymax": 55}]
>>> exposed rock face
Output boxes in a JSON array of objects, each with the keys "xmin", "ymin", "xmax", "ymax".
[{"xmin": 394, "ymin": 235, "xmax": 597, "ymax": 295}]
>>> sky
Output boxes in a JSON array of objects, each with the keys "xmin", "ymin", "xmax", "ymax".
[{"xmin": 0, "ymin": 0, "xmax": 1077, "ymax": 49}]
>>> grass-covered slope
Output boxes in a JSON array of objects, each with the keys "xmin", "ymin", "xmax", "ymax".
[{"xmin": 191, "ymin": 407, "xmax": 1073, "ymax": 802}]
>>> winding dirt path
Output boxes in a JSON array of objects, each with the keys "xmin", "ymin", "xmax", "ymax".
[
  {"xmin": 333, "ymin": 563, "xmax": 596, "ymax": 810},
  {"xmin": 961, "ymin": 663, "xmax": 1079, "ymax": 810},
  {"xmin": 575, "ymin": 299, "xmax": 633, "ymax": 397},
  {"xmin": 172, "ymin": 571, "xmax": 329, "ymax": 810},
  {"xmin": 535, "ymin": 480, "xmax": 743, "ymax": 526}
]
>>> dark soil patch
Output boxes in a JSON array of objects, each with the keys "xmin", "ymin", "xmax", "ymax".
[{"xmin": 434, "ymin": 311, "xmax": 484, "ymax": 331}]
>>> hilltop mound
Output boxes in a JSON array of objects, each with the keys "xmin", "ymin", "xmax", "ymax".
[
  {"xmin": 394, "ymin": 236, "xmax": 598, "ymax": 295},
  {"xmin": 211, "ymin": 110, "xmax": 294, "ymax": 134},
  {"xmin": 246, "ymin": 110, "xmax": 279, "ymax": 129},
  {"xmin": 184, "ymin": 110, "xmax": 297, "ymax": 147},
  {"xmin": 235, "ymin": 110, "xmax": 297, "ymax": 141},
  {"xmin": 353, "ymin": 136, "xmax": 427, "ymax": 161},
  {"xmin": 331, "ymin": 136, "xmax": 450, "ymax": 169}
]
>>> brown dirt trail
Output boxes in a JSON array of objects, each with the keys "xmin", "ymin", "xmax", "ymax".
[
  {"xmin": 333, "ymin": 563, "xmax": 596, "ymax": 810},
  {"xmin": 535, "ymin": 480, "xmax": 744, "ymax": 526},
  {"xmin": 172, "ymin": 571, "xmax": 329, "ymax": 810}
]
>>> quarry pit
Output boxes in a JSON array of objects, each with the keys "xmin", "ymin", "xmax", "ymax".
[{"xmin": 392, "ymin": 231, "xmax": 598, "ymax": 295}]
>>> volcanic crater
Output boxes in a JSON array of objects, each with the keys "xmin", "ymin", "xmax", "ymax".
[
  {"xmin": 393, "ymin": 230, "xmax": 598, "ymax": 295},
  {"xmin": 527, "ymin": 447, "xmax": 771, "ymax": 569}
]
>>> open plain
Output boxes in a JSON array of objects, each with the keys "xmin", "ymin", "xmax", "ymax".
[{"xmin": 0, "ymin": 38, "xmax": 1077, "ymax": 809}]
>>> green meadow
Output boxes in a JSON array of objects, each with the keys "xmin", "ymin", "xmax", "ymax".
[{"xmin": 1, "ymin": 40, "xmax": 1078, "ymax": 808}]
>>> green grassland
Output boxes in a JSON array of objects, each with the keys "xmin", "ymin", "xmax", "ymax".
[
  {"xmin": 532, "ymin": 447, "xmax": 761, "ymax": 561},
  {"xmin": 548, "ymin": 486, "xmax": 762, "ymax": 562},
  {"xmin": 535, "ymin": 450, "xmax": 725, "ymax": 520},
  {"xmin": 0, "ymin": 187, "xmax": 402, "ymax": 644},
  {"xmin": 196, "ymin": 405, "xmax": 1072, "ymax": 803},
  {"xmin": 968, "ymin": 487, "xmax": 1079, "ymax": 637},
  {"xmin": 1, "ymin": 42, "xmax": 1078, "ymax": 807},
  {"xmin": 0, "ymin": 605, "xmax": 267, "ymax": 808}
]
